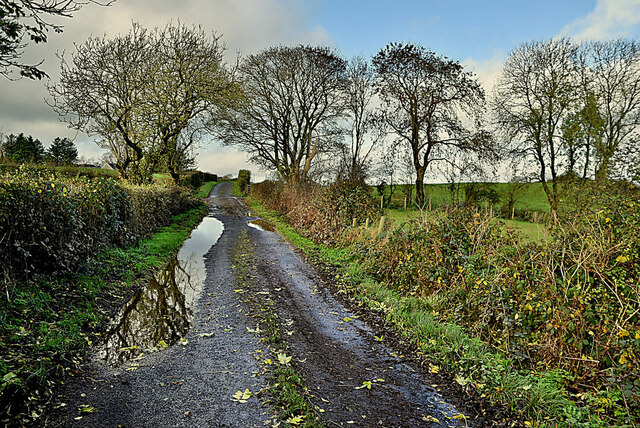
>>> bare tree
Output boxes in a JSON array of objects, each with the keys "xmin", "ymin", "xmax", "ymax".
[
  {"xmin": 48, "ymin": 24, "xmax": 154, "ymax": 181},
  {"xmin": 1, "ymin": 0, "xmax": 113, "ymax": 79},
  {"xmin": 214, "ymin": 45, "xmax": 347, "ymax": 184},
  {"xmin": 48, "ymin": 22, "xmax": 237, "ymax": 183},
  {"xmin": 372, "ymin": 42, "xmax": 489, "ymax": 206},
  {"xmin": 493, "ymin": 38, "xmax": 580, "ymax": 213},
  {"xmin": 337, "ymin": 56, "xmax": 382, "ymax": 183},
  {"xmin": 580, "ymin": 39, "xmax": 640, "ymax": 182},
  {"xmin": 144, "ymin": 23, "xmax": 239, "ymax": 182}
]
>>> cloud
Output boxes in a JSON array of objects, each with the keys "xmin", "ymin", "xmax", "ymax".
[
  {"xmin": 196, "ymin": 145, "xmax": 269, "ymax": 181},
  {"xmin": 462, "ymin": 52, "xmax": 506, "ymax": 96},
  {"xmin": 0, "ymin": 0, "xmax": 332, "ymax": 167},
  {"xmin": 561, "ymin": 0, "xmax": 640, "ymax": 40}
]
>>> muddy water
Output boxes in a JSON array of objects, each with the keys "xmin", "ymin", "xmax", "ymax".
[
  {"xmin": 97, "ymin": 216, "xmax": 224, "ymax": 366},
  {"xmin": 247, "ymin": 218, "xmax": 275, "ymax": 232}
]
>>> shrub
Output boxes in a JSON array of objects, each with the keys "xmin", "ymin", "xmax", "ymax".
[
  {"xmin": 237, "ymin": 169, "xmax": 251, "ymax": 195},
  {"xmin": 0, "ymin": 166, "xmax": 196, "ymax": 281},
  {"xmin": 361, "ymin": 196, "xmax": 640, "ymax": 424},
  {"xmin": 252, "ymin": 180, "xmax": 382, "ymax": 245}
]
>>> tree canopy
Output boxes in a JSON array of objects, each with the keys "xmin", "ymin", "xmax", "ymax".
[
  {"xmin": 1, "ymin": 132, "xmax": 45, "ymax": 162},
  {"xmin": 48, "ymin": 22, "xmax": 239, "ymax": 183},
  {"xmin": 213, "ymin": 45, "xmax": 347, "ymax": 184},
  {"xmin": 1, "ymin": 0, "xmax": 113, "ymax": 79},
  {"xmin": 47, "ymin": 137, "xmax": 77, "ymax": 165},
  {"xmin": 373, "ymin": 42, "xmax": 489, "ymax": 206}
]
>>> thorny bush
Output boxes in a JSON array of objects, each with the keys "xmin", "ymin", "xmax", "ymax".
[
  {"xmin": 252, "ymin": 180, "xmax": 382, "ymax": 245},
  {"xmin": 361, "ymin": 195, "xmax": 640, "ymax": 424},
  {"xmin": 0, "ymin": 165, "xmax": 196, "ymax": 283}
]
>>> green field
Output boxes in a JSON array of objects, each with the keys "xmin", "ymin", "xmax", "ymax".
[
  {"xmin": 378, "ymin": 182, "xmax": 552, "ymax": 242},
  {"xmin": 374, "ymin": 182, "xmax": 551, "ymax": 212}
]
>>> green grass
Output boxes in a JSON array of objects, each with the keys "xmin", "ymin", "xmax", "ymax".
[
  {"xmin": 374, "ymin": 182, "xmax": 551, "ymax": 213},
  {"xmin": 196, "ymin": 181, "xmax": 218, "ymax": 198},
  {"xmin": 232, "ymin": 179, "xmax": 244, "ymax": 197},
  {"xmin": 248, "ymin": 197, "xmax": 600, "ymax": 427},
  {"xmin": 384, "ymin": 207, "xmax": 550, "ymax": 242},
  {"xmin": 501, "ymin": 218, "xmax": 550, "ymax": 242},
  {"xmin": 0, "ymin": 203, "xmax": 208, "ymax": 423},
  {"xmin": 232, "ymin": 230, "xmax": 322, "ymax": 427}
]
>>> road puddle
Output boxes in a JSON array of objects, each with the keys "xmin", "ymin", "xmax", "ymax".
[
  {"xmin": 97, "ymin": 216, "xmax": 224, "ymax": 366},
  {"xmin": 247, "ymin": 219, "xmax": 275, "ymax": 232}
]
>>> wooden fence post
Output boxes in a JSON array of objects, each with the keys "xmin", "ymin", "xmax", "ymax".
[
  {"xmin": 352, "ymin": 217, "xmax": 357, "ymax": 228},
  {"xmin": 404, "ymin": 196, "xmax": 407, "ymax": 211},
  {"xmin": 365, "ymin": 218, "xmax": 370, "ymax": 229},
  {"xmin": 376, "ymin": 216, "xmax": 386, "ymax": 237},
  {"xmin": 380, "ymin": 195, "xmax": 384, "ymax": 210},
  {"xmin": 512, "ymin": 206, "xmax": 515, "ymax": 220}
]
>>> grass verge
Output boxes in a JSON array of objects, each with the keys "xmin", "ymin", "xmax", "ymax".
[
  {"xmin": 231, "ymin": 179, "xmax": 244, "ymax": 197},
  {"xmin": 0, "ymin": 203, "xmax": 208, "ymax": 425},
  {"xmin": 197, "ymin": 181, "xmax": 218, "ymax": 198},
  {"xmin": 247, "ymin": 197, "xmax": 603, "ymax": 428},
  {"xmin": 232, "ymin": 230, "xmax": 322, "ymax": 427}
]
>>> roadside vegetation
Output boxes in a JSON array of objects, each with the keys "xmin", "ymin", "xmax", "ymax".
[
  {"xmin": 249, "ymin": 179, "xmax": 640, "ymax": 427},
  {"xmin": 196, "ymin": 180, "xmax": 218, "ymax": 198},
  {"xmin": 0, "ymin": 164, "xmax": 210, "ymax": 424}
]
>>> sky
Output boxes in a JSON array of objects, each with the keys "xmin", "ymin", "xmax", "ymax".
[{"xmin": 1, "ymin": 0, "xmax": 640, "ymax": 180}]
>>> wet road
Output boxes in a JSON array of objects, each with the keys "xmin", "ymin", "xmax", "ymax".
[{"xmin": 42, "ymin": 182, "xmax": 466, "ymax": 427}]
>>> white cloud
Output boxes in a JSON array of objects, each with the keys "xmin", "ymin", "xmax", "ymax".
[
  {"xmin": 0, "ymin": 0, "xmax": 332, "ymax": 173},
  {"xmin": 462, "ymin": 52, "xmax": 506, "ymax": 96},
  {"xmin": 561, "ymin": 0, "xmax": 640, "ymax": 41}
]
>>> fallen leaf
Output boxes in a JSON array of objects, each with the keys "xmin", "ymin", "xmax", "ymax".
[
  {"xmin": 231, "ymin": 389, "xmax": 253, "ymax": 403},
  {"xmin": 286, "ymin": 415, "xmax": 304, "ymax": 425},
  {"xmin": 78, "ymin": 404, "xmax": 97, "ymax": 414},
  {"xmin": 355, "ymin": 381, "xmax": 372, "ymax": 389},
  {"xmin": 277, "ymin": 353, "xmax": 292, "ymax": 365}
]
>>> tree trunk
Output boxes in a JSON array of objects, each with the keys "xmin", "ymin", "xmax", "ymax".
[{"xmin": 415, "ymin": 167, "xmax": 426, "ymax": 206}]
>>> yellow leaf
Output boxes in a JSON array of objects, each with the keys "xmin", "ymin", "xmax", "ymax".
[
  {"xmin": 616, "ymin": 256, "xmax": 629, "ymax": 263},
  {"xmin": 355, "ymin": 381, "xmax": 372, "ymax": 389},
  {"xmin": 231, "ymin": 389, "xmax": 252, "ymax": 403},
  {"xmin": 619, "ymin": 354, "xmax": 628, "ymax": 365},
  {"xmin": 286, "ymin": 415, "xmax": 304, "ymax": 424},
  {"xmin": 619, "ymin": 329, "xmax": 630, "ymax": 338},
  {"xmin": 277, "ymin": 353, "xmax": 292, "ymax": 365}
]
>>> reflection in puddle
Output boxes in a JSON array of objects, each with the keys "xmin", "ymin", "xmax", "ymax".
[
  {"xmin": 98, "ymin": 216, "xmax": 224, "ymax": 366},
  {"xmin": 248, "ymin": 219, "xmax": 275, "ymax": 232}
]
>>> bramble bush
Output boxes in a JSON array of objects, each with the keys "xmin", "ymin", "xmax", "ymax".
[
  {"xmin": 0, "ymin": 166, "xmax": 196, "ymax": 282},
  {"xmin": 360, "ymin": 194, "xmax": 640, "ymax": 424},
  {"xmin": 252, "ymin": 180, "xmax": 382, "ymax": 245}
]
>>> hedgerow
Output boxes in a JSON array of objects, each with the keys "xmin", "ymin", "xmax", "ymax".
[
  {"xmin": 0, "ymin": 165, "xmax": 196, "ymax": 281},
  {"xmin": 252, "ymin": 180, "xmax": 382, "ymax": 245}
]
